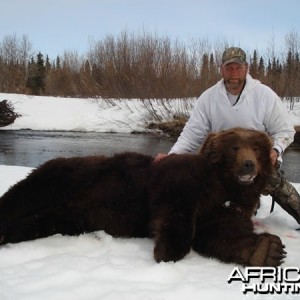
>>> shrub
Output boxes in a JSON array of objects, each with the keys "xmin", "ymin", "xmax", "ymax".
[{"xmin": 0, "ymin": 100, "xmax": 20, "ymax": 127}]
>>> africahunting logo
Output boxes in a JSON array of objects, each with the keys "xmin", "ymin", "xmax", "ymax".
[{"xmin": 228, "ymin": 267, "xmax": 300, "ymax": 294}]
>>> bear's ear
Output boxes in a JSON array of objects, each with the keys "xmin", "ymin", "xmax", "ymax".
[{"xmin": 199, "ymin": 132, "xmax": 221, "ymax": 164}]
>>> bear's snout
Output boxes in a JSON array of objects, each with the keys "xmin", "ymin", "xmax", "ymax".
[
  {"xmin": 237, "ymin": 159, "xmax": 257, "ymax": 185},
  {"xmin": 242, "ymin": 159, "xmax": 255, "ymax": 173}
]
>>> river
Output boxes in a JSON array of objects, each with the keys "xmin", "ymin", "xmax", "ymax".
[{"xmin": 0, "ymin": 130, "xmax": 299, "ymax": 182}]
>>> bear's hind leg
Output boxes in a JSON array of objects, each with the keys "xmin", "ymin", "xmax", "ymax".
[{"xmin": 0, "ymin": 210, "xmax": 83, "ymax": 245}]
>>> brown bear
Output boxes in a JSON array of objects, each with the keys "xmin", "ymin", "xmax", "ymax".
[{"xmin": 0, "ymin": 128, "xmax": 286, "ymax": 266}]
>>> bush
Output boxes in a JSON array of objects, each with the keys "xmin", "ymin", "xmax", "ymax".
[
  {"xmin": 0, "ymin": 100, "xmax": 20, "ymax": 127},
  {"xmin": 147, "ymin": 115, "xmax": 188, "ymax": 137}
]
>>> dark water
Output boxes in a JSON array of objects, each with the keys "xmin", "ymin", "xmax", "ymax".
[
  {"xmin": 281, "ymin": 146, "xmax": 300, "ymax": 182},
  {"xmin": 0, "ymin": 130, "xmax": 299, "ymax": 182},
  {"xmin": 0, "ymin": 130, "xmax": 174, "ymax": 165}
]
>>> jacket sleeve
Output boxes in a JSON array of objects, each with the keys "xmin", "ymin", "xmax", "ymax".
[
  {"xmin": 169, "ymin": 96, "xmax": 211, "ymax": 154},
  {"xmin": 264, "ymin": 96, "xmax": 295, "ymax": 155}
]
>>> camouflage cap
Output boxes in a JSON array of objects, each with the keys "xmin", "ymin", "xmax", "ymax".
[{"xmin": 222, "ymin": 47, "xmax": 247, "ymax": 66}]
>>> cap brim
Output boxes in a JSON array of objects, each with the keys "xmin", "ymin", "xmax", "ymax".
[{"xmin": 222, "ymin": 58, "xmax": 245, "ymax": 66}]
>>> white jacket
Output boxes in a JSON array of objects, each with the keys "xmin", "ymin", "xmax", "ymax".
[{"xmin": 169, "ymin": 74, "xmax": 295, "ymax": 156}]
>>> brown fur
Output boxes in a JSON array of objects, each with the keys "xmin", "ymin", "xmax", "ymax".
[{"xmin": 0, "ymin": 128, "xmax": 286, "ymax": 266}]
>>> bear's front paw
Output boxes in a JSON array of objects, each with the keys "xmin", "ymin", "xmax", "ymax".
[
  {"xmin": 250, "ymin": 233, "xmax": 286, "ymax": 266},
  {"xmin": 154, "ymin": 240, "xmax": 190, "ymax": 263}
]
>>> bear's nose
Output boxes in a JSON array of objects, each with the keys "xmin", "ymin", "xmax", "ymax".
[{"xmin": 242, "ymin": 160, "xmax": 255, "ymax": 173}]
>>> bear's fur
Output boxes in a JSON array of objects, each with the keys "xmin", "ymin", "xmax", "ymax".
[{"xmin": 0, "ymin": 128, "xmax": 286, "ymax": 266}]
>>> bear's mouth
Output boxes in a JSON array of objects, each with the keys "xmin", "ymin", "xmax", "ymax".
[{"xmin": 238, "ymin": 174, "xmax": 256, "ymax": 185}]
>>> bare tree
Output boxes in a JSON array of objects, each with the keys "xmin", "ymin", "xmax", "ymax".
[
  {"xmin": 19, "ymin": 34, "xmax": 33, "ymax": 86},
  {"xmin": 1, "ymin": 33, "xmax": 19, "ymax": 65}
]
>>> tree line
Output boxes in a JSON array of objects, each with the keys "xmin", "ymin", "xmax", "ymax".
[{"xmin": 0, "ymin": 31, "xmax": 299, "ymax": 99}]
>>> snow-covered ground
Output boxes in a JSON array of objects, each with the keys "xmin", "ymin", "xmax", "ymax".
[
  {"xmin": 0, "ymin": 93, "xmax": 194, "ymax": 133},
  {"xmin": 0, "ymin": 93, "xmax": 300, "ymax": 300}
]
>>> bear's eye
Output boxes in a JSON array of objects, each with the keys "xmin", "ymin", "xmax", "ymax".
[
  {"xmin": 252, "ymin": 146, "xmax": 259, "ymax": 152},
  {"xmin": 232, "ymin": 146, "xmax": 239, "ymax": 151}
]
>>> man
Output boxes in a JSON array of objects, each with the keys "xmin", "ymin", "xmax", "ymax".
[{"xmin": 155, "ymin": 47, "xmax": 300, "ymax": 225}]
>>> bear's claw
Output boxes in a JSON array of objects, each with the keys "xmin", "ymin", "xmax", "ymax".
[{"xmin": 250, "ymin": 234, "xmax": 286, "ymax": 266}]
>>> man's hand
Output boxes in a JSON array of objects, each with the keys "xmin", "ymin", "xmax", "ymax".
[
  {"xmin": 270, "ymin": 149, "xmax": 280, "ymax": 166},
  {"xmin": 154, "ymin": 153, "xmax": 168, "ymax": 164}
]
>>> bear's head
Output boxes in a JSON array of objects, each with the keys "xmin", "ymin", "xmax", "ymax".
[{"xmin": 200, "ymin": 128, "xmax": 273, "ymax": 186}]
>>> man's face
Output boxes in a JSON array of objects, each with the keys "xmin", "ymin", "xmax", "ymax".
[{"xmin": 221, "ymin": 63, "xmax": 248, "ymax": 92}]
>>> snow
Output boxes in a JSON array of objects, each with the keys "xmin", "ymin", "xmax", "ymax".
[
  {"xmin": 0, "ymin": 93, "xmax": 194, "ymax": 133},
  {"xmin": 0, "ymin": 93, "xmax": 300, "ymax": 300}
]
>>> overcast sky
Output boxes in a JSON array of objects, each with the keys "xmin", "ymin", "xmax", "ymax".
[{"xmin": 0, "ymin": 0, "xmax": 299, "ymax": 60}]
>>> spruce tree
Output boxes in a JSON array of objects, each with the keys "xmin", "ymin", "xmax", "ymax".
[{"xmin": 26, "ymin": 52, "xmax": 46, "ymax": 95}]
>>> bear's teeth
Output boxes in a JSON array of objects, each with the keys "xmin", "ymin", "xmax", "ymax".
[{"xmin": 238, "ymin": 175, "xmax": 255, "ymax": 182}]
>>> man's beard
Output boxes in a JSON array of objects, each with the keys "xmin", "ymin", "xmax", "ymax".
[{"xmin": 224, "ymin": 78, "xmax": 244, "ymax": 91}]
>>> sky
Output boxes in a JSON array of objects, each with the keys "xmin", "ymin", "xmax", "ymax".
[
  {"xmin": 0, "ymin": 0, "xmax": 299, "ymax": 60},
  {"xmin": 0, "ymin": 92, "xmax": 300, "ymax": 299}
]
